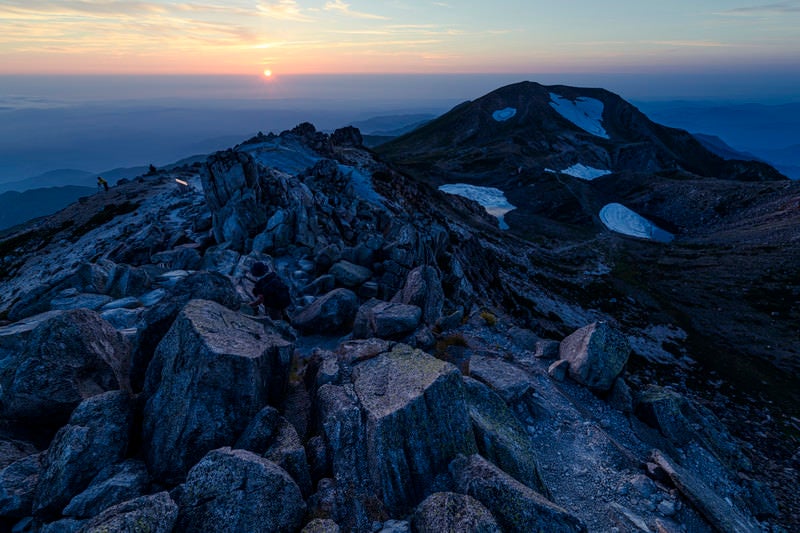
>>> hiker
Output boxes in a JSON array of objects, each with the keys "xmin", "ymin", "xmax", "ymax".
[
  {"xmin": 248, "ymin": 261, "xmax": 291, "ymax": 320},
  {"xmin": 97, "ymin": 176, "xmax": 109, "ymax": 191}
]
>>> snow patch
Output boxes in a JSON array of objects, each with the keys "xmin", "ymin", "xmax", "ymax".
[
  {"xmin": 439, "ymin": 183, "xmax": 516, "ymax": 230},
  {"xmin": 599, "ymin": 203, "xmax": 674, "ymax": 243},
  {"xmin": 549, "ymin": 93, "xmax": 609, "ymax": 139},
  {"xmin": 492, "ymin": 107, "xmax": 517, "ymax": 122},
  {"xmin": 244, "ymin": 138, "xmax": 320, "ymax": 175},
  {"xmin": 562, "ymin": 164, "xmax": 612, "ymax": 180}
]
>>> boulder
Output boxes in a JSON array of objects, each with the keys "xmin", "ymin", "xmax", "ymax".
[
  {"xmin": 558, "ymin": 322, "xmax": 630, "ymax": 391},
  {"xmin": 0, "ymin": 309, "xmax": 130, "ymax": 425},
  {"xmin": 548, "ymin": 359, "xmax": 569, "ymax": 382},
  {"xmin": 33, "ymin": 391, "xmax": 134, "ymax": 518},
  {"xmin": 394, "ymin": 266, "xmax": 444, "ymax": 325},
  {"xmin": 351, "ymin": 345, "xmax": 477, "ymax": 514},
  {"xmin": 0, "ymin": 439, "xmax": 38, "ymax": 470},
  {"xmin": 142, "ymin": 299, "xmax": 292, "ymax": 484},
  {"xmin": 450, "ymin": 454, "xmax": 586, "ymax": 533},
  {"xmin": 292, "ymin": 289, "xmax": 358, "ymax": 334},
  {"xmin": 412, "ymin": 492, "xmax": 501, "ymax": 533},
  {"xmin": 234, "ymin": 406, "xmax": 282, "ymax": 453},
  {"xmin": 329, "ymin": 261, "xmax": 372, "ymax": 288},
  {"xmin": 173, "ymin": 447, "xmax": 306, "ymax": 533},
  {"xmin": 63, "ymin": 459, "xmax": 150, "ymax": 519},
  {"xmin": 76, "ymin": 491, "xmax": 178, "ymax": 533},
  {"xmin": 0, "ymin": 451, "xmax": 44, "ymax": 517},
  {"xmin": 330, "ymin": 126, "xmax": 363, "ymax": 147},
  {"xmin": 463, "ymin": 377, "xmax": 549, "ymax": 496},
  {"xmin": 353, "ymin": 299, "xmax": 422, "ymax": 340},
  {"xmin": 150, "ymin": 247, "xmax": 202, "ymax": 271},
  {"xmin": 106, "ymin": 264, "xmax": 152, "ymax": 299},
  {"xmin": 100, "ymin": 308, "xmax": 141, "ymax": 330}
]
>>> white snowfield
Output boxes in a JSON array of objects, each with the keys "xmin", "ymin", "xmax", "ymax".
[
  {"xmin": 558, "ymin": 163, "xmax": 612, "ymax": 180},
  {"xmin": 439, "ymin": 183, "xmax": 516, "ymax": 230},
  {"xmin": 599, "ymin": 203, "xmax": 674, "ymax": 243},
  {"xmin": 492, "ymin": 107, "xmax": 517, "ymax": 122},
  {"xmin": 549, "ymin": 93, "xmax": 610, "ymax": 139}
]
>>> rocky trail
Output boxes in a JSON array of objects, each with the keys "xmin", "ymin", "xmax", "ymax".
[{"xmin": 0, "ymin": 121, "xmax": 796, "ymax": 532}]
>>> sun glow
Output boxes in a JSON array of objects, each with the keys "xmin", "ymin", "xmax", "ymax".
[{"xmin": 263, "ymin": 69, "xmax": 273, "ymax": 78}]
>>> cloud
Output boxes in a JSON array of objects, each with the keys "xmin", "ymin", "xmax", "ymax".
[
  {"xmin": 646, "ymin": 40, "xmax": 728, "ymax": 48},
  {"xmin": 324, "ymin": 0, "xmax": 388, "ymax": 20},
  {"xmin": 719, "ymin": 1, "xmax": 800, "ymax": 16},
  {"xmin": 256, "ymin": 0, "xmax": 313, "ymax": 22}
]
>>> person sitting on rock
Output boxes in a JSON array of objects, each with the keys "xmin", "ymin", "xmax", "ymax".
[{"xmin": 248, "ymin": 261, "xmax": 292, "ymax": 320}]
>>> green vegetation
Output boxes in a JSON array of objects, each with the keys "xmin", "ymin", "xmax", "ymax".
[{"xmin": 480, "ymin": 310, "xmax": 497, "ymax": 327}]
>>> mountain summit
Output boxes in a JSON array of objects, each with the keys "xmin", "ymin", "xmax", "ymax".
[{"xmin": 0, "ymin": 83, "xmax": 797, "ymax": 531}]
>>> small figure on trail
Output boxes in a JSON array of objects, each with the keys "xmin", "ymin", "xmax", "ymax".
[
  {"xmin": 248, "ymin": 261, "xmax": 292, "ymax": 320},
  {"xmin": 97, "ymin": 176, "xmax": 109, "ymax": 191}
]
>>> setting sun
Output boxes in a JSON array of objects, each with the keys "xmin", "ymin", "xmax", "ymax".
[{"xmin": 263, "ymin": 69, "xmax": 273, "ymax": 78}]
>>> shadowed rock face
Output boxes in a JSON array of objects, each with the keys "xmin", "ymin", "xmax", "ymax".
[
  {"xmin": 412, "ymin": 492, "xmax": 501, "ymax": 533},
  {"xmin": 142, "ymin": 299, "xmax": 292, "ymax": 484},
  {"xmin": 78, "ymin": 491, "xmax": 178, "ymax": 533},
  {"xmin": 0, "ymin": 309, "xmax": 129, "ymax": 426}
]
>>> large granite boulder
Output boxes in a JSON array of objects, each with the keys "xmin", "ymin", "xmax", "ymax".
[
  {"xmin": 173, "ymin": 447, "xmax": 306, "ymax": 533},
  {"xmin": 450, "ymin": 454, "xmax": 586, "ymax": 533},
  {"xmin": 63, "ymin": 459, "xmax": 150, "ymax": 519},
  {"xmin": 33, "ymin": 391, "xmax": 134, "ymax": 518},
  {"xmin": 394, "ymin": 266, "xmax": 444, "ymax": 325},
  {"xmin": 463, "ymin": 377, "xmax": 549, "ymax": 496},
  {"xmin": 412, "ymin": 492, "xmax": 501, "ymax": 533},
  {"xmin": 76, "ymin": 491, "xmax": 178, "ymax": 533},
  {"xmin": 352, "ymin": 299, "xmax": 422, "ymax": 340},
  {"xmin": 350, "ymin": 344, "xmax": 477, "ymax": 514},
  {"xmin": 130, "ymin": 270, "xmax": 240, "ymax": 392},
  {"xmin": 558, "ymin": 322, "xmax": 630, "ymax": 392},
  {"xmin": 0, "ymin": 309, "xmax": 130, "ymax": 425},
  {"xmin": 292, "ymin": 288, "xmax": 359, "ymax": 334},
  {"xmin": 142, "ymin": 299, "xmax": 292, "ymax": 484}
]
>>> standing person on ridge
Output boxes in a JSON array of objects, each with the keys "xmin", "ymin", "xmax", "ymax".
[
  {"xmin": 248, "ymin": 261, "xmax": 292, "ymax": 321},
  {"xmin": 97, "ymin": 176, "xmax": 109, "ymax": 191}
]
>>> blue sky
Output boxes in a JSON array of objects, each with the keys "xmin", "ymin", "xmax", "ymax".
[{"xmin": 0, "ymin": 1, "xmax": 799, "ymax": 75}]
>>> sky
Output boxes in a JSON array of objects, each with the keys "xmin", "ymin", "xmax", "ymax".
[{"xmin": 1, "ymin": 0, "xmax": 799, "ymax": 76}]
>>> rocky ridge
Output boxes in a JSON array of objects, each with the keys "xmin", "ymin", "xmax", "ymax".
[{"xmin": 0, "ymin": 90, "xmax": 797, "ymax": 531}]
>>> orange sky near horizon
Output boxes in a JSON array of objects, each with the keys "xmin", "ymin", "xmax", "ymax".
[{"xmin": 1, "ymin": 1, "xmax": 799, "ymax": 77}]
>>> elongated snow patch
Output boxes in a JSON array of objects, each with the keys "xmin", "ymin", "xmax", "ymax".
[
  {"xmin": 439, "ymin": 184, "xmax": 516, "ymax": 230},
  {"xmin": 549, "ymin": 93, "xmax": 609, "ymax": 139},
  {"xmin": 492, "ymin": 107, "xmax": 517, "ymax": 122},
  {"xmin": 600, "ymin": 203, "xmax": 674, "ymax": 243}
]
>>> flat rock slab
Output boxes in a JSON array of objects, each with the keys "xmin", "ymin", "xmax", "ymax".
[{"xmin": 469, "ymin": 355, "xmax": 533, "ymax": 404}]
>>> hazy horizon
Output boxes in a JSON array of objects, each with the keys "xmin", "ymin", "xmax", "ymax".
[{"xmin": 2, "ymin": 72, "xmax": 799, "ymax": 184}]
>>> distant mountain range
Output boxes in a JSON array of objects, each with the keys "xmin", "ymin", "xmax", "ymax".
[{"xmin": 0, "ymin": 185, "xmax": 94, "ymax": 231}]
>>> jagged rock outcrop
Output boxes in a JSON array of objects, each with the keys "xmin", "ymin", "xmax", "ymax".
[
  {"xmin": 142, "ymin": 299, "xmax": 292, "ymax": 484},
  {"xmin": 558, "ymin": 321, "xmax": 630, "ymax": 391},
  {"xmin": 450, "ymin": 454, "xmax": 586, "ymax": 533},
  {"xmin": 0, "ymin": 309, "xmax": 130, "ymax": 425},
  {"xmin": 635, "ymin": 385, "xmax": 750, "ymax": 471},
  {"xmin": 76, "ymin": 491, "xmax": 178, "ymax": 533},
  {"xmin": 33, "ymin": 391, "xmax": 133, "ymax": 518},
  {"xmin": 412, "ymin": 492, "xmax": 501, "ymax": 533},
  {"xmin": 173, "ymin": 447, "xmax": 306, "ymax": 532}
]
